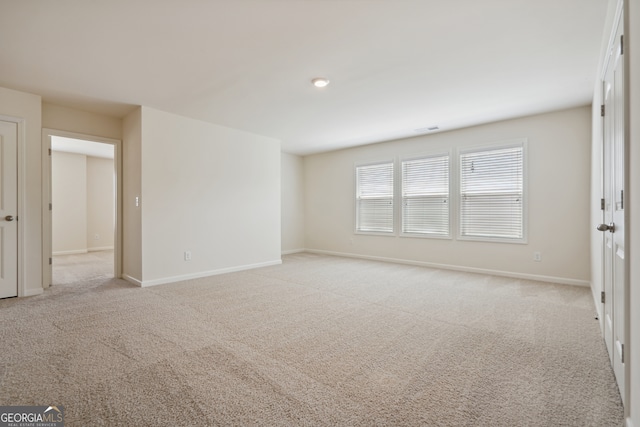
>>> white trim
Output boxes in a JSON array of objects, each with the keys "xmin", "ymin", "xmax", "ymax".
[
  {"xmin": 42, "ymin": 128, "xmax": 123, "ymax": 286},
  {"xmin": 354, "ymin": 230, "xmax": 396, "ymax": 237},
  {"xmin": 43, "ymin": 128, "xmax": 119, "ymax": 147},
  {"xmin": 282, "ymin": 249, "xmax": 305, "ymax": 255},
  {"xmin": 304, "ymin": 249, "xmax": 590, "ymax": 287},
  {"xmin": 23, "ymin": 287, "xmax": 44, "ymax": 297},
  {"xmin": 456, "ymin": 138, "xmax": 529, "ymax": 244},
  {"xmin": 122, "ymin": 274, "xmax": 142, "ymax": 287},
  {"xmin": 626, "ymin": 417, "xmax": 635, "ymax": 427},
  {"xmin": 590, "ymin": 281, "xmax": 605, "ymax": 334},
  {"xmin": 354, "ymin": 159, "xmax": 396, "ymax": 235},
  {"xmin": 53, "ymin": 249, "xmax": 88, "ymax": 256},
  {"xmin": 88, "ymin": 246, "xmax": 115, "ymax": 252},
  {"xmin": 136, "ymin": 259, "xmax": 283, "ymax": 288},
  {"xmin": 399, "ymin": 233, "xmax": 452, "ymax": 241},
  {"xmin": 52, "ymin": 247, "xmax": 114, "ymax": 255},
  {"xmin": 601, "ymin": 0, "xmax": 625, "ymax": 80},
  {"xmin": 17, "ymin": 119, "xmax": 25, "ymax": 297},
  {"xmin": 41, "ymin": 129, "xmax": 53, "ymax": 288},
  {"xmin": 399, "ymin": 150, "xmax": 453, "ymax": 239}
]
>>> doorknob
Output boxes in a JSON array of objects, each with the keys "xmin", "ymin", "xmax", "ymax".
[
  {"xmin": 4, "ymin": 215, "xmax": 14, "ymax": 222},
  {"xmin": 597, "ymin": 223, "xmax": 615, "ymax": 233}
]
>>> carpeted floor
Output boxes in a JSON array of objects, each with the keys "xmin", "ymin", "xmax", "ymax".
[
  {"xmin": 0, "ymin": 252, "xmax": 624, "ymax": 426},
  {"xmin": 51, "ymin": 250, "xmax": 115, "ymax": 285}
]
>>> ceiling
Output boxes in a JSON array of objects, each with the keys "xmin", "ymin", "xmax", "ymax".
[
  {"xmin": 0, "ymin": 0, "xmax": 608, "ymax": 155},
  {"xmin": 51, "ymin": 136, "xmax": 115, "ymax": 159}
]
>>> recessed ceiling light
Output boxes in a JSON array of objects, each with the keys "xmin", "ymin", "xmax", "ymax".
[{"xmin": 311, "ymin": 77, "xmax": 330, "ymax": 88}]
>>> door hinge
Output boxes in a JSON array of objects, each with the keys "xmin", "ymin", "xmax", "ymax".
[
  {"xmin": 49, "ymin": 203, "xmax": 52, "ymax": 211},
  {"xmin": 48, "ymin": 148, "xmax": 52, "ymax": 156},
  {"xmin": 601, "ymin": 291, "xmax": 606, "ymax": 304},
  {"xmin": 621, "ymin": 35, "xmax": 624, "ymax": 55},
  {"xmin": 600, "ymin": 198, "xmax": 605, "ymax": 210},
  {"xmin": 621, "ymin": 343, "xmax": 624, "ymax": 363},
  {"xmin": 620, "ymin": 190, "xmax": 624, "ymax": 209},
  {"xmin": 49, "ymin": 257, "xmax": 52, "ymax": 265},
  {"xmin": 600, "ymin": 104, "xmax": 605, "ymax": 117}
]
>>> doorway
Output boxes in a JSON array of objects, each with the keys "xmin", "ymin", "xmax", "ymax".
[{"xmin": 42, "ymin": 129, "xmax": 122, "ymax": 287}]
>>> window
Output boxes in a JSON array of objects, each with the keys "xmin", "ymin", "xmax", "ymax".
[
  {"xmin": 354, "ymin": 142, "xmax": 525, "ymax": 242},
  {"xmin": 459, "ymin": 143, "xmax": 525, "ymax": 241},
  {"xmin": 401, "ymin": 154, "xmax": 450, "ymax": 237},
  {"xmin": 355, "ymin": 162, "xmax": 394, "ymax": 233}
]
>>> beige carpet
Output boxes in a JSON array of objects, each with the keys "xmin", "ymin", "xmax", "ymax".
[
  {"xmin": 51, "ymin": 250, "xmax": 115, "ymax": 285},
  {"xmin": 0, "ymin": 252, "xmax": 624, "ymax": 426}
]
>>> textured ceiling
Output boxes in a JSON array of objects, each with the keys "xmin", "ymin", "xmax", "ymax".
[{"xmin": 0, "ymin": 0, "xmax": 608, "ymax": 155}]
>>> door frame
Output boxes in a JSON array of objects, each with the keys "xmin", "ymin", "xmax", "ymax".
[
  {"xmin": 41, "ymin": 128, "xmax": 123, "ymax": 286},
  {"xmin": 598, "ymin": 0, "xmax": 630, "ymax": 412},
  {"xmin": 0, "ymin": 114, "xmax": 26, "ymax": 297},
  {"xmin": 622, "ymin": 0, "xmax": 631, "ymax": 414}
]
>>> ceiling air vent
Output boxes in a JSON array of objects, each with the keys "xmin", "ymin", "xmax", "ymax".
[{"xmin": 415, "ymin": 126, "xmax": 439, "ymax": 133}]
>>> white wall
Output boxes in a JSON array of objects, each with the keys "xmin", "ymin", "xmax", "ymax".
[
  {"xmin": 0, "ymin": 86, "xmax": 42, "ymax": 296},
  {"xmin": 305, "ymin": 107, "xmax": 592, "ymax": 284},
  {"xmin": 87, "ymin": 156, "xmax": 115, "ymax": 251},
  {"xmin": 626, "ymin": 0, "xmax": 639, "ymax": 424},
  {"xmin": 281, "ymin": 152, "xmax": 305, "ymax": 253},
  {"xmin": 51, "ymin": 152, "xmax": 114, "ymax": 254},
  {"xmin": 122, "ymin": 107, "xmax": 143, "ymax": 282},
  {"xmin": 52, "ymin": 151, "xmax": 87, "ymax": 254},
  {"xmin": 43, "ymin": 102, "xmax": 123, "ymax": 140},
  {"xmin": 122, "ymin": 107, "xmax": 281, "ymax": 286}
]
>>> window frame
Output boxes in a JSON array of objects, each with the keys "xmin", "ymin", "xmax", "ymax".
[
  {"xmin": 354, "ymin": 160, "xmax": 396, "ymax": 235},
  {"xmin": 456, "ymin": 139, "xmax": 528, "ymax": 244},
  {"xmin": 399, "ymin": 151, "xmax": 452, "ymax": 239}
]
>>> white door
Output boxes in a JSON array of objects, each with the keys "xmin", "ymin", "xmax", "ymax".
[
  {"xmin": 0, "ymin": 120, "xmax": 18, "ymax": 299},
  {"xmin": 600, "ymin": 18, "xmax": 625, "ymax": 399}
]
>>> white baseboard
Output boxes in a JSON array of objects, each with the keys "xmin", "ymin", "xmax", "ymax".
[
  {"xmin": 304, "ymin": 249, "xmax": 590, "ymax": 287},
  {"xmin": 53, "ymin": 249, "xmax": 88, "ymax": 256},
  {"xmin": 282, "ymin": 249, "xmax": 305, "ymax": 255},
  {"xmin": 627, "ymin": 417, "xmax": 635, "ymax": 427},
  {"xmin": 88, "ymin": 246, "xmax": 114, "ymax": 252},
  {"xmin": 54, "ymin": 247, "xmax": 113, "ymax": 255},
  {"xmin": 137, "ymin": 259, "xmax": 283, "ymax": 288},
  {"xmin": 122, "ymin": 274, "xmax": 142, "ymax": 287},
  {"xmin": 22, "ymin": 287, "xmax": 44, "ymax": 297}
]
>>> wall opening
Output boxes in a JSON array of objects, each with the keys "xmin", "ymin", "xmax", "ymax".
[{"xmin": 42, "ymin": 129, "xmax": 122, "ymax": 288}]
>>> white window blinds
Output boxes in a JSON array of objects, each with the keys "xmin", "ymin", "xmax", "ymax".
[
  {"xmin": 402, "ymin": 155, "xmax": 449, "ymax": 236},
  {"xmin": 459, "ymin": 145, "xmax": 524, "ymax": 240},
  {"xmin": 356, "ymin": 162, "xmax": 394, "ymax": 233}
]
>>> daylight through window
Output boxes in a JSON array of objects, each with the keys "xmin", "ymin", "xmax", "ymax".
[
  {"xmin": 355, "ymin": 162, "xmax": 394, "ymax": 233},
  {"xmin": 401, "ymin": 155, "xmax": 450, "ymax": 236},
  {"xmin": 459, "ymin": 144, "xmax": 525, "ymax": 241}
]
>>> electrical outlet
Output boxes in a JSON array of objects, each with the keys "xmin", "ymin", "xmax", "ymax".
[
  {"xmin": 184, "ymin": 251, "xmax": 192, "ymax": 261},
  {"xmin": 533, "ymin": 251, "xmax": 542, "ymax": 262}
]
